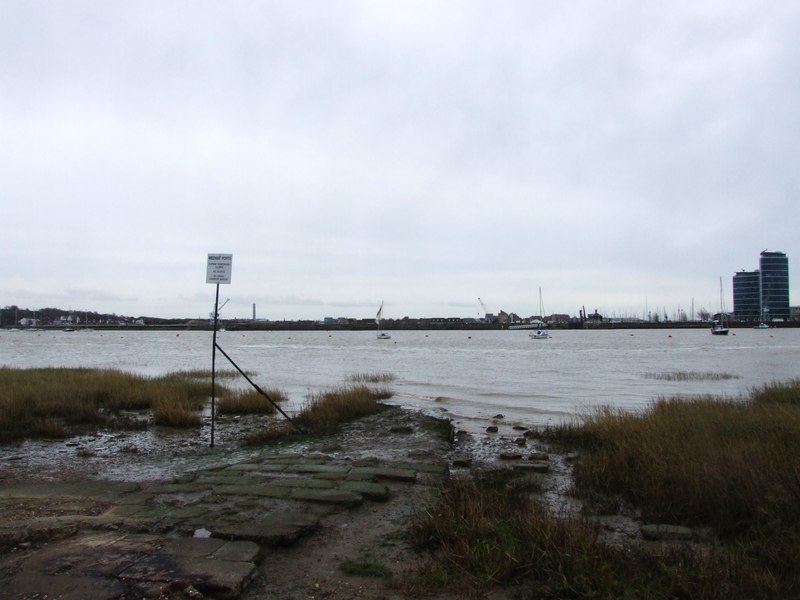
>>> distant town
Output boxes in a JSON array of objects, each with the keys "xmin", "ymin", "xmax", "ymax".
[{"xmin": 3, "ymin": 303, "xmax": 799, "ymax": 332}]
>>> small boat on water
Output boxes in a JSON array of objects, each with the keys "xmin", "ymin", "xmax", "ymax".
[
  {"xmin": 753, "ymin": 322, "xmax": 769, "ymax": 329},
  {"xmin": 711, "ymin": 321, "xmax": 729, "ymax": 336},
  {"xmin": 376, "ymin": 301, "xmax": 391, "ymax": 340},
  {"xmin": 711, "ymin": 277, "xmax": 729, "ymax": 336},
  {"xmin": 529, "ymin": 288, "xmax": 551, "ymax": 340}
]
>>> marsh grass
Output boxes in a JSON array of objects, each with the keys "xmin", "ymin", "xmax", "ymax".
[
  {"xmin": 242, "ymin": 383, "xmax": 392, "ymax": 445},
  {"xmin": 536, "ymin": 379, "xmax": 800, "ymax": 596},
  {"xmin": 407, "ymin": 470, "xmax": 793, "ymax": 599},
  {"xmin": 346, "ymin": 372, "xmax": 396, "ymax": 383},
  {"xmin": 151, "ymin": 396, "xmax": 203, "ymax": 427},
  {"xmin": 546, "ymin": 389, "xmax": 800, "ymax": 534},
  {"xmin": 179, "ymin": 369, "xmax": 242, "ymax": 379},
  {"xmin": 218, "ymin": 388, "xmax": 287, "ymax": 415},
  {"xmin": 644, "ymin": 370, "xmax": 741, "ymax": 381},
  {"xmin": 296, "ymin": 384, "xmax": 392, "ymax": 435},
  {"xmin": 0, "ymin": 367, "xmax": 222, "ymax": 441},
  {"xmin": 407, "ymin": 471, "xmax": 679, "ymax": 598}
]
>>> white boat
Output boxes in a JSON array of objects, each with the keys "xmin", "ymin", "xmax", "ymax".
[
  {"xmin": 376, "ymin": 301, "xmax": 391, "ymax": 340},
  {"xmin": 711, "ymin": 278, "xmax": 729, "ymax": 336},
  {"xmin": 529, "ymin": 288, "xmax": 551, "ymax": 339},
  {"xmin": 753, "ymin": 309, "xmax": 769, "ymax": 329}
]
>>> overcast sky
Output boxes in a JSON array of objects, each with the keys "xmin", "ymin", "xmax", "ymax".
[{"xmin": 2, "ymin": 1, "xmax": 798, "ymax": 321}]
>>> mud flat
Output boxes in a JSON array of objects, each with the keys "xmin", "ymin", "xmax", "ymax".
[{"xmin": 0, "ymin": 407, "xmax": 569, "ymax": 599}]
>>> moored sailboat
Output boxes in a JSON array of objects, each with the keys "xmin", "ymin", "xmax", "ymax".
[
  {"xmin": 711, "ymin": 278, "xmax": 729, "ymax": 336},
  {"xmin": 376, "ymin": 301, "xmax": 391, "ymax": 339},
  {"xmin": 529, "ymin": 288, "xmax": 551, "ymax": 340}
]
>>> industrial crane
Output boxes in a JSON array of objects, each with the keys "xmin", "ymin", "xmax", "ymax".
[
  {"xmin": 209, "ymin": 298, "xmax": 230, "ymax": 325},
  {"xmin": 478, "ymin": 298, "xmax": 491, "ymax": 322}
]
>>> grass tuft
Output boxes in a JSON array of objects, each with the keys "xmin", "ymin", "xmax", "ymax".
[
  {"xmin": 295, "ymin": 384, "xmax": 391, "ymax": 435},
  {"xmin": 346, "ymin": 372, "xmax": 396, "ymax": 383},
  {"xmin": 217, "ymin": 388, "xmax": 286, "ymax": 415},
  {"xmin": 644, "ymin": 370, "xmax": 741, "ymax": 381}
]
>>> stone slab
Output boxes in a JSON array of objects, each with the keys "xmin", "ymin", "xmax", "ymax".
[
  {"xmin": 284, "ymin": 463, "xmax": 351, "ymax": 475},
  {"xmin": 339, "ymin": 481, "xmax": 391, "ymax": 502},
  {"xmin": 161, "ymin": 536, "xmax": 228, "ymax": 557},
  {"xmin": 512, "ymin": 461, "xmax": 550, "ymax": 473},
  {"xmin": 118, "ymin": 552, "xmax": 257, "ymax": 599},
  {"xmin": 268, "ymin": 476, "xmax": 336, "ymax": 489},
  {"xmin": 289, "ymin": 488, "xmax": 364, "ymax": 507},
  {"xmin": 213, "ymin": 483, "xmax": 292, "ymax": 498},
  {"xmin": 212, "ymin": 511, "xmax": 319, "ymax": 546},
  {"xmin": 348, "ymin": 467, "xmax": 417, "ymax": 482}
]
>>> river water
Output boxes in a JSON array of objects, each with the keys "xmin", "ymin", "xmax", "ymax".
[{"xmin": 3, "ymin": 327, "xmax": 800, "ymax": 434}]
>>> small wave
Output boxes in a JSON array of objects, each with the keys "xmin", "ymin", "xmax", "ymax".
[{"xmin": 392, "ymin": 391, "xmax": 454, "ymax": 403}]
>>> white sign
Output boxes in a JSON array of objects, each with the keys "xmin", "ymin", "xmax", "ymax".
[{"xmin": 206, "ymin": 254, "xmax": 233, "ymax": 284}]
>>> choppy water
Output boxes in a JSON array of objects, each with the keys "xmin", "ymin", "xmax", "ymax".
[{"xmin": 3, "ymin": 327, "xmax": 800, "ymax": 433}]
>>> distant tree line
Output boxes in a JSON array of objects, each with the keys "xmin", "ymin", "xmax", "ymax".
[{"xmin": 0, "ymin": 305, "xmax": 170, "ymax": 327}]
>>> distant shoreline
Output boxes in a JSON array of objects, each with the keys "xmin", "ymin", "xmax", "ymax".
[{"xmin": 4, "ymin": 321, "xmax": 798, "ymax": 332}]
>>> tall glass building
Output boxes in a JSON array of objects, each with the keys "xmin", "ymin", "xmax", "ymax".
[
  {"xmin": 732, "ymin": 251, "xmax": 790, "ymax": 322},
  {"xmin": 733, "ymin": 270, "xmax": 761, "ymax": 320},
  {"xmin": 760, "ymin": 251, "xmax": 790, "ymax": 321}
]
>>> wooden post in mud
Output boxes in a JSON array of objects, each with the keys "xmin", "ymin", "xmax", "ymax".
[{"xmin": 206, "ymin": 254, "xmax": 233, "ymax": 448}]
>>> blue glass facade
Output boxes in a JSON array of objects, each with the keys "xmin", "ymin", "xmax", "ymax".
[
  {"xmin": 732, "ymin": 251, "xmax": 790, "ymax": 322},
  {"xmin": 733, "ymin": 270, "xmax": 761, "ymax": 321},
  {"xmin": 760, "ymin": 251, "xmax": 790, "ymax": 321}
]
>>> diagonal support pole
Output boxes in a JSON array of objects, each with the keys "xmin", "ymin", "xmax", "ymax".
[{"xmin": 214, "ymin": 342, "xmax": 304, "ymax": 434}]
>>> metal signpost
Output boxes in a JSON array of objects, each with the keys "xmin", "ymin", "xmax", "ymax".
[
  {"xmin": 206, "ymin": 254, "xmax": 232, "ymax": 447},
  {"xmin": 205, "ymin": 253, "xmax": 302, "ymax": 448}
]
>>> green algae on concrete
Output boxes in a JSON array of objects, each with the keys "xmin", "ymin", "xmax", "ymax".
[
  {"xmin": 266, "ymin": 476, "xmax": 336, "ymax": 489},
  {"xmin": 213, "ymin": 483, "xmax": 293, "ymax": 498},
  {"xmin": 289, "ymin": 487, "xmax": 364, "ymax": 507},
  {"xmin": 347, "ymin": 466, "xmax": 417, "ymax": 482},
  {"xmin": 285, "ymin": 463, "xmax": 352, "ymax": 476}
]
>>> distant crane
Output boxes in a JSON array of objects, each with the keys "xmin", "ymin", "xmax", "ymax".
[
  {"xmin": 478, "ymin": 298, "xmax": 494, "ymax": 323},
  {"xmin": 209, "ymin": 298, "xmax": 230, "ymax": 325}
]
